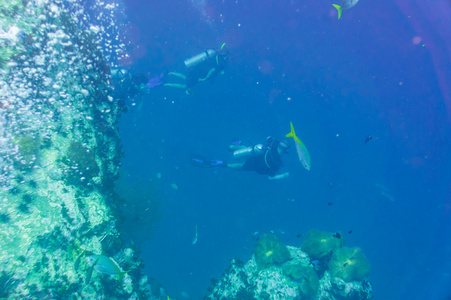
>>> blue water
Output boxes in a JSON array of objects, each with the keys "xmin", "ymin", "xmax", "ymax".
[{"xmin": 117, "ymin": 0, "xmax": 451, "ymax": 299}]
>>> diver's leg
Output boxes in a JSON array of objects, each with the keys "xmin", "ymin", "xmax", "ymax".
[
  {"xmin": 168, "ymin": 72, "xmax": 186, "ymax": 80},
  {"xmin": 226, "ymin": 162, "xmax": 245, "ymax": 170},
  {"xmin": 163, "ymin": 83, "xmax": 188, "ymax": 89},
  {"xmin": 228, "ymin": 145, "xmax": 247, "ymax": 152}
]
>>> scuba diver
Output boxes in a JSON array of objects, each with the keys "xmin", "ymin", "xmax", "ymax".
[
  {"xmin": 190, "ymin": 136, "xmax": 290, "ymax": 180},
  {"xmin": 111, "ymin": 68, "xmax": 148, "ymax": 99},
  {"xmin": 147, "ymin": 43, "xmax": 229, "ymax": 94}
]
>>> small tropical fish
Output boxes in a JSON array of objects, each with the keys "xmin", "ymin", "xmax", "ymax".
[
  {"xmin": 364, "ymin": 135, "xmax": 373, "ymax": 143},
  {"xmin": 343, "ymin": 256, "xmax": 356, "ymax": 267},
  {"xmin": 285, "ymin": 122, "xmax": 311, "ymax": 171},
  {"xmin": 86, "ymin": 255, "xmax": 130, "ymax": 280},
  {"xmin": 332, "ymin": 0, "xmax": 360, "ymax": 19},
  {"xmin": 310, "ymin": 260, "xmax": 319, "ymax": 267}
]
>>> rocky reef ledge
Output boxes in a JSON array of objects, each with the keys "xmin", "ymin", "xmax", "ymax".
[
  {"xmin": 206, "ymin": 233, "xmax": 373, "ymax": 300},
  {"xmin": 0, "ymin": 0, "xmax": 161, "ymax": 298}
]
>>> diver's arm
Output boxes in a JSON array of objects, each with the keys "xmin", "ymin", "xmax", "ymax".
[
  {"xmin": 199, "ymin": 68, "xmax": 217, "ymax": 82},
  {"xmin": 267, "ymin": 172, "xmax": 289, "ymax": 181}
]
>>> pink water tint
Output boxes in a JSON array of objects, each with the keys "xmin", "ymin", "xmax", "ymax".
[
  {"xmin": 394, "ymin": 0, "xmax": 451, "ymax": 123},
  {"xmin": 412, "ymin": 36, "xmax": 422, "ymax": 45}
]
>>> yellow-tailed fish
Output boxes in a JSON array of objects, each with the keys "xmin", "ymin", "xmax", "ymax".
[
  {"xmin": 86, "ymin": 255, "xmax": 130, "ymax": 281},
  {"xmin": 286, "ymin": 122, "xmax": 311, "ymax": 171},
  {"xmin": 332, "ymin": 0, "xmax": 360, "ymax": 19}
]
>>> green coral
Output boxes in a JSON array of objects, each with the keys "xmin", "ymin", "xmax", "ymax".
[
  {"xmin": 328, "ymin": 247, "xmax": 371, "ymax": 282},
  {"xmin": 254, "ymin": 234, "xmax": 291, "ymax": 269},
  {"xmin": 301, "ymin": 230, "xmax": 345, "ymax": 261}
]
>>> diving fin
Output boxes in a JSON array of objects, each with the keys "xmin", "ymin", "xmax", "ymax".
[
  {"xmin": 146, "ymin": 72, "xmax": 166, "ymax": 88},
  {"xmin": 190, "ymin": 153, "xmax": 226, "ymax": 168}
]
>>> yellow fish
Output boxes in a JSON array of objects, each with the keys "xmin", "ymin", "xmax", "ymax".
[
  {"xmin": 86, "ymin": 255, "xmax": 130, "ymax": 281},
  {"xmin": 286, "ymin": 122, "xmax": 311, "ymax": 171},
  {"xmin": 332, "ymin": 0, "xmax": 360, "ymax": 19}
]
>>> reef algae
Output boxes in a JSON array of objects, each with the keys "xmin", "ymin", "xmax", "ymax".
[
  {"xmin": 0, "ymin": 0, "xmax": 163, "ymax": 298},
  {"xmin": 207, "ymin": 233, "xmax": 372, "ymax": 299}
]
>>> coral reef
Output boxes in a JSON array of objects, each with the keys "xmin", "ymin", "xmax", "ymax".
[
  {"xmin": 328, "ymin": 247, "xmax": 371, "ymax": 282},
  {"xmin": 255, "ymin": 234, "xmax": 291, "ymax": 269},
  {"xmin": 207, "ymin": 234, "xmax": 372, "ymax": 300},
  {"xmin": 301, "ymin": 230, "xmax": 346, "ymax": 261},
  {"xmin": 0, "ymin": 0, "xmax": 163, "ymax": 298}
]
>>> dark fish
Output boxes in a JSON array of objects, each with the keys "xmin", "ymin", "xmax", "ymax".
[
  {"xmin": 364, "ymin": 136, "xmax": 373, "ymax": 143},
  {"xmin": 348, "ymin": 230, "xmax": 353, "ymax": 234},
  {"xmin": 328, "ymin": 202, "xmax": 334, "ymax": 206},
  {"xmin": 296, "ymin": 234, "xmax": 302, "ymax": 238},
  {"xmin": 343, "ymin": 256, "xmax": 355, "ymax": 267},
  {"xmin": 333, "ymin": 232, "xmax": 341, "ymax": 239}
]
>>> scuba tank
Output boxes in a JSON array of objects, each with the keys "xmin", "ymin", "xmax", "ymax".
[
  {"xmin": 184, "ymin": 49, "xmax": 216, "ymax": 69},
  {"xmin": 233, "ymin": 144, "xmax": 265, "ymax": 160}
]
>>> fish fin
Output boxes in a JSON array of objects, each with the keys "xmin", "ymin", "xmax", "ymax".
[
  {"xmin": 119, "ymin": 269, "xmax": 132, "ymax": 281},
  {"xmin": 74, "ymin": 248, "xmax": 87, "ymax": 271},
  {"xmin": 74, "ymin": 255, "xmax": 82, "ymax": 271},
  {"xmin": 285, "ymin": 121, "xmax": 296, "ymax": 138},
  {"xmin": 332, "ymin": 4, "xmax": 342, "ymax": 19},
  {"xmin": 86, "ymin": 256, "xmax": 101, "ymax": 284},
  {"xmin": 286, "ymin": 122, "xmax": 303, "ymax": 145},
  {"xmin": 86, "ymin": 266, "xmax": 94, "ymax": 284}
]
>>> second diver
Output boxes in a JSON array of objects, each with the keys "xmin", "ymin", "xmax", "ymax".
[{"xmin": 190, "ymin": 136, "xmax": 290, "ymax": 181}]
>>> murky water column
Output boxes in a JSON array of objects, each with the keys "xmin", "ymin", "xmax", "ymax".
[{"xmin": 0, "ymin": 0, "xmax": 163, "ymax": 298}]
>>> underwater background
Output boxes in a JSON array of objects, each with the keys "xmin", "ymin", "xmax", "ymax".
[{"xmin": 1, "ymin": 0, "xmax": 450, "ymax": 299}]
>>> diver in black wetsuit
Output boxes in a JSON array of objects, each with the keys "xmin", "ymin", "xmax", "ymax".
[
  {"xmin": 191, "ymin": 136, "xmax": 290, "ymax": 180},
  {"xmin": 111, "ymin": 68, "xmax": 148, "ymax": 99}
]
